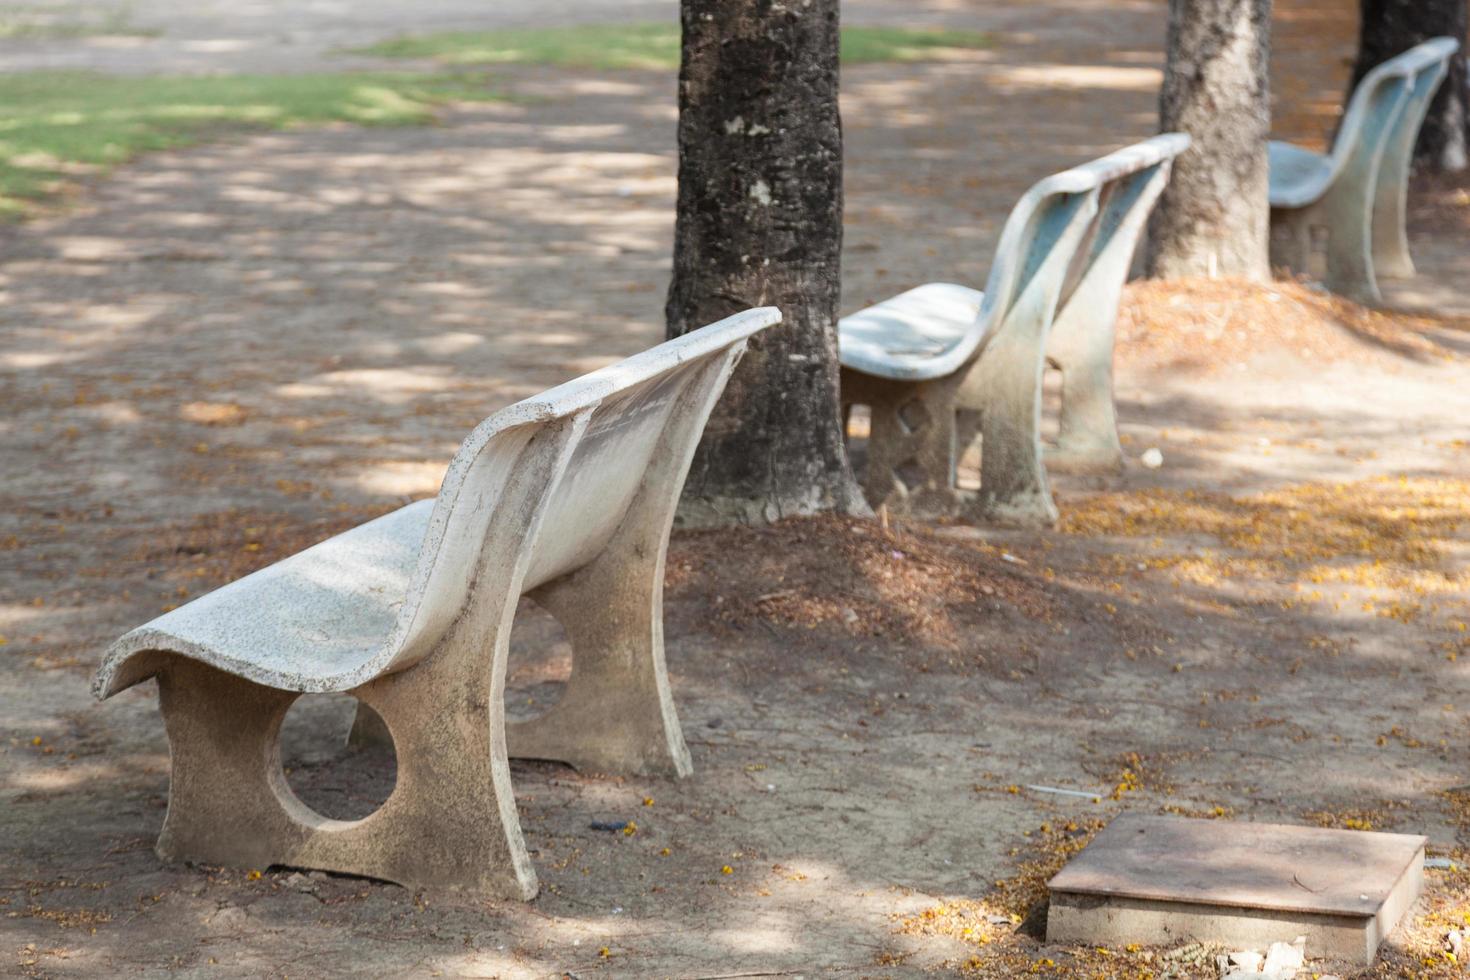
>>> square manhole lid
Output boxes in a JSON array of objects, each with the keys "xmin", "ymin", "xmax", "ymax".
[{"xmin": 1047, "ymin": 814, "xmax": 1426, "ymax": 918}]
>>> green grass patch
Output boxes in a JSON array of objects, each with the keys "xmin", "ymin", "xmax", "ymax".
[
  {"xmin": 0, "ymin": 70, "xmax": 505, "ymax": 215},
  {"xmin": 841, "ymin": 26, "xmax": 995, "ymax": 65},
  {"xmin": 352, "ymin": 24, "xmax": 991, "ymax": 71}
]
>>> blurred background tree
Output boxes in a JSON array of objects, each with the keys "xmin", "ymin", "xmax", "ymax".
[{"xmin": 1147, "ymin": 0, "xmax": 1274, "ymax": 282}]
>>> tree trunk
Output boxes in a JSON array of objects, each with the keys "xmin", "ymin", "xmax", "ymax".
[
  {"xmin": 1146, "ymin": 0, "xmax": 1274, "ymax": 281},
  {"xmin": 666, "ymin": 0, "xmax": 866, "ymax": 527},
  {"xmin": 1352, "ymin": 0, "xmax": 1468, "ymax": 172}
]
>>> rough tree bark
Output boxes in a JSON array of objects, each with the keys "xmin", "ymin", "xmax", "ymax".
[
  {"xmin": 1352, "ymin": 0, "xmax": 1468, "ymax": 172},
  {"xmin": 666, "ymin": 0, "xmax": 866, "ymax": 527},
  {"xmin": 1146, "ymin": 0, "xmax": 1274, "ymax": 281}
]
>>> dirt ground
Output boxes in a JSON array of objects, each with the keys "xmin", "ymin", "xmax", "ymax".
[{"xmin": 4, "ymin": 0, "xmax": 1470, "ymax": 977}]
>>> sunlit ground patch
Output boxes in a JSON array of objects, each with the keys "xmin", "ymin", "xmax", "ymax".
[{"xmin": 1063, "ymin": 477, "xmax": 1470, "ymax": 598}]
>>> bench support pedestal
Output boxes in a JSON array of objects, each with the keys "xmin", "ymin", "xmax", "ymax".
[
  {"xmin": 506, "ymin": 554, "xmax": 693, "ymax": 777},
  {"xmin": 959, "ymin": 331, "xmax": 1060, "ymax": 528},
  {"xmin": 1271, "ymin": 196, "xmax": 1384, "ymax": 307},
  {"xmin": 156, "ymin": 652, "xmax": 538, "ymax": 900},
  {"xmin": 842, "ymin": 369, "xmax": 966, "ymax": 519}
]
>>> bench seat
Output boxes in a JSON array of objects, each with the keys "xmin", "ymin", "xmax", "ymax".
[
  {"xmin": 837, "ymin": 283, "xmax": 985, "ymax": 381},
  {"xmin": 98, "ymin": 501, "xmax": 432, "ymax": 698},
  {"xmin": 1267, "ymin": 142, "xmax": 1335, "ymax": 210}
]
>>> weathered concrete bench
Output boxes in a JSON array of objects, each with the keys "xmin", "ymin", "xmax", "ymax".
[
  {"xmin": 1269, "ymin": 36, "xmax": 1460, "ymax": 305},
  {"xmin": 92, "ymin": 307, "xmax": 782, "ymax": 900},
  {"xmin": 839, "ymin": 134, "xmax": 1189, "ymax": 526}
]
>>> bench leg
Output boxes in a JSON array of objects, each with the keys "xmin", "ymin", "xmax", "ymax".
[
  {"xmin": 1371, "ymin": 155, "xmax": 1415, "ymax": 280},
  {"xmin": 346, "ymin": 701, "xmax": 392, "ymax": 749},
  {"xmin": 842, "ymin": 368, "xmax": 965, "ymax": 517},
  {"xmin": 155, "ymin": 653, "xmax": 539, "ymax": 899},
  {"xmin": 1048, "ymin": 357, "xmax": 1124, "ymax": 475},
  {"xmin": 1320, "ymin": 185, "xmax": 1382, "ymax": 306},
  {"xmin": 1046, "ymin": 294, "xmax": 1126, "ymax": 476},
  {"xmin": 961, "ymin": 328, "xmax": 1059, "ymax": 528},
  {"xmin": 1372, "ymin": 68, "xmax": 1445, "ymax": 281},
  {"xmin": 505, "ymin": 347, "xmax": 748, "ymax": 777},
  {"xmin": 508, "ymin": 563, "xmax": 692, "ymax": 778},
  {"xmin": 153, "ymin": 658, "xmax": 298, "ymax": 873}
]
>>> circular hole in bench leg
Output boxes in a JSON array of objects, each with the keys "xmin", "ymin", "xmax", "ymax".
[
  {"xmin": 279, "ymin": 694, "xmax": 396, "ymax": 821},
  {"xmin": 505, "ymin": 596, "xmax": 572, "ymax": 724}
]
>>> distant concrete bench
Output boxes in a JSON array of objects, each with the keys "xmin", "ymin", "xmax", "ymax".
[
  {"xmin": 92, "ymin": 308, "xmax": 782, "ymax": 900},
  {"xmin": 1269, "ymin": 36, "xmax": 1460, "ymax": 305},
  {"xmin": 839, "ymin": 134, "xmax": 1189, "ymax": 526}
]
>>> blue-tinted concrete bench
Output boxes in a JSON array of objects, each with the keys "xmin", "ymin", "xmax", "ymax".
[
  {"xmin": 839, "ymin": 134, "xmax": 1189, "ymax": 526},
  {"xmin": 1269, "ymin": 36, "xmax": 1460, "ymax": 304},
  {"xmin": 92, "ymin": 308, "xmax": 782, "ymax": 900}
]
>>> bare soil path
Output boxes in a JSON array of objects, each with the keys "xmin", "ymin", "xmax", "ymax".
[
  {"xmin": 0, "ymin": 0, "xmax": 1148, "ymax": 76},
  {"xmin": 3, "ymin": 1, "xmax": 1470, "ymax": 978}
]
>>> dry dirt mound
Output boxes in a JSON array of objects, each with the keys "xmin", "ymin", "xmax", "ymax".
[
  {"xmin": 1115, "ymin": 276, "xmax": 1462, "ymax": 375},
  {"xmin": 667, "ymin": 516, "xmax": 1055, "ymax": 655},
  {"xmin": 661, "ymin": 515, "xmax": 1185, "ymax": 692}
]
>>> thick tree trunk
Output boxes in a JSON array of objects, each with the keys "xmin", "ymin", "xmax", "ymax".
[
  {"xmin": 1146, "ymin": 0, "xmax": 1274, "ymax": 280},
  {"xmin": 666, "ymin": 0, "xmax": 866, "ymax": 527},
  {"xmin": 1352, "ymin": 0, "xmax": 1468, "ymax": 172}
]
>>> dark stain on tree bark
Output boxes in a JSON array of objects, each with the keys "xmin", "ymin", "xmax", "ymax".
[
  {"xmin": 1352, "ymin": 0, "xmax": 1468, "ymax": 172},
  {"xmin": 666, "ymin": 0, "xmax": 866, "ymax": 526},
  {"xmin": 1147, "ymin": 0, "xmax": 1274, "ymax": 281}
]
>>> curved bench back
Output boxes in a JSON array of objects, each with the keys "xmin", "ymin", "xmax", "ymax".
[
  {"xmin": 383, "ymin": 308, "xmax": 781, "ymax": 672},
  {"xmin": 1387, "ymin": 39, "xmax": 1460, "ymax": 157},
  {"xmin": 1055, "ymin": 134, "xmax": 1190, "ymax": 315},
  {"xmin": 1376, "ymin": 38, "xmax": 1461, "ymax": 227},
  {"xmin": 1326, "ymin": 36, "xmax": 1460, "ymax": 188},
  {"xmin": 974, "ymin": 134, "xmax": 1190, "ymax": 355}
]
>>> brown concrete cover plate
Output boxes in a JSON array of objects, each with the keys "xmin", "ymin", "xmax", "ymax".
[{"xmin": 1047, "ymin": 814, "xmax": 1427, "ymax": 918}]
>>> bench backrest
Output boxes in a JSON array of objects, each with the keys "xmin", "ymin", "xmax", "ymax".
[
  {"xmin": 1054, "ymin": 134, "xmax": 1189, "ymax": 316},
  {"xmin": 968, "ymin": 134, "xmax": 1190, "ymax": 360},
  {"xmin": 1327, "ymin": 36, "xmax": 1460, "ymax": 185},
  {"xmin": 381, "ymin": 308, "xmax": 781, "ymax": 672}
]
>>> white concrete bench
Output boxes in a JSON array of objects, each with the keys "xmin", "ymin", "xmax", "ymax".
[
  {"xmin": 92, "ymin": 307, "xmax": 782, "ymax": 900},
  {"xmin": 839, "ymin": 134, "xmax": 1189, "ymax": 526},
  {"xmin": 1269, "ymin": 36, "xmax": 1460, "ymax": 305}
]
